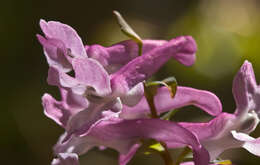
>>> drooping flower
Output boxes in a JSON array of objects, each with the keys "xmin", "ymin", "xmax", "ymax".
[{"xmin": 178, "ymin": 60, "xmax": 260, "ymax": 160}]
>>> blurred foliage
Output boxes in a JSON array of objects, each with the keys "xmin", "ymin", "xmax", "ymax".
[{"xmin": 1, "ymin": 0, "xmax": 260, "ymax": 164}]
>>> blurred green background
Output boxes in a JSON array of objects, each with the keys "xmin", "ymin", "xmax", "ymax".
[{"xmin": 1, "ymin": 0, "xmax": 260, "ymax": 164}]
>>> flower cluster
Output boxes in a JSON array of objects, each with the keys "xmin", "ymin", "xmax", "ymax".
[{"xmin": 38, "ymin": 16, "xmax": 260, "ymax": 165}]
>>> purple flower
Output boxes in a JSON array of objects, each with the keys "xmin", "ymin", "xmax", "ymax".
[
  {"xmin": 53, "ymin": 86, "xmax": 221, "ymax": 165},
  {"xmin": 37, "ymin": 20, "xmax": 87, "ymax": 72},
  {"xmin": 38, "ymin": 19, "xmax": 196, "ymax": 74},
  {"xmin": 37, "ymin": 20, "xmax": 205, "ymax": 165},
  {"xmin": 117, "ymin": 86, "xmax": 222, "ymax": 165},
  {"xmin": 85, "ymin": 38, "xmax": 196, "ymax": 74},
  {"xmin": 54, "ymin": 111, "xmax": 209, "ymax": 165},
  {"xmin": 179, "ymin": 60, "xmax": 260, "ymax": 160},
  {"xmin": 38, "ymin": 20, "xmax": 198, "ymax": 138},
  {"xmin": 120, "ymin": 86, "xmax": 222, "ymax": 119}
]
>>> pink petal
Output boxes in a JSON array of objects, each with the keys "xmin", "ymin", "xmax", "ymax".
[
  {"xmin": 60, "ymin": 116, "xmax": 209, "ymax": 165},
  {"xmin": 72, "ymin": 58, "xmax": 111, "ymax": 96},
  {"xmin": 179, "ymin": 113, "xmax": 241, "ymax": 160},
  {"xmin": 120, "ymin": 83, "xmax": 144, "ymax": 107},
  {"xmin": 39, "ymin": 19, "xmax": 87, "ymax": 58},
  {"xmin": 42, "ymin": 93, "xmax": 68, "ymax": 127},
  {"xmin": 47, "ymin": 67, "xmax": 87, "ymax": 95},
  {"xmin": 42, "ymin": 89, "xmax": 87, "ymax": 128},
  {"xmin": 179, "ymin": 113, "xmax": 235, "ymax": 140},
  {"xmin": 110, "ymin": 36, "xmax": 197, "ymax": 96},
  {"xmin": 120, "ymin": 86, "xmax": 222, "ymax": 119},
  {"xmin": 86, "ymin": 40, "xmax": 167, "ymax": 73},
  {"xmin": 37, "ymin": 34, "xmax": 71, "ymax": 72},
  {"xmin": 232, "ymin": 131, "xmax": 260, "ymax": 156},
  {"xmin": 232, "ymin": 60, "xmax": 257, "ymax": 115}
]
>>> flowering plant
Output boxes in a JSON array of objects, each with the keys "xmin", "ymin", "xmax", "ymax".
[{"xmin": 38, "ymin": 11, "xmax": 260, "ymax": 165}]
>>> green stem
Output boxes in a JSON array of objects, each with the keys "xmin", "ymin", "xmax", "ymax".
[
  {"xmin": 160, "ymin": 142, "xmax": 175, "ymax": 165},
  {"xmin": 144, "ymin": 84, "xmax": 158, "ymax": 118},
  {"xmin": 175, "ymin": 147, "xmax": 191, "ymax": 165},
  {"xmin": 143, "ymin": 83, "xmax": 175, "ymax": 165},
  {"xmin": 138, "ymin": 42, "xmax": 143, "ymax": 56}
]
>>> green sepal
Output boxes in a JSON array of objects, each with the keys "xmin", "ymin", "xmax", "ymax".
[
  {"xmin": 113, "ymin": 10, "xmax": 143, "ymax": 56},
  {"xmin": 162, "ymin": 77, "xmax": 178, "ymax": 98},
  {"xmin": 145, "ymin": 76, "xmax": 178, "ymax": 98}
]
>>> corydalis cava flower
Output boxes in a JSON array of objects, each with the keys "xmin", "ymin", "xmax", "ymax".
[
  {"xmin": 54, "ymin": 111, "xmax": 210, "ymax": 165},
  {"xmin": 37, "ymin": 20, "xmax": 208, "ymax": 165},
  {"xmin": 116, "ymin": 84, "xmax": 222, "ymax": 165},
  {"xmin": 178, "ymin": 60, "xmax": 260, "ymax": 160},
  {"xmin": 54, "ymin": 74, "xmax": 222, "ymax": 165},
  {"xmin": 38, "ymin": 19, "xmax": 197, "ymax": 138}
]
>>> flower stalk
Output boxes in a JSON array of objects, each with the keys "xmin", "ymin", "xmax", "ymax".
[{"xmin": 144, "ymin": 82, "xmax": 175, "ymax": 165}]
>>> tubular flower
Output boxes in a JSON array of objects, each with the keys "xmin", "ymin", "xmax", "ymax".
[
  {"xmin": 117, "ymin": 86, "xmax": 222, "ymax": 165},
  {"xmin": 54, "ymin": 84, "xmax": 221, "ymax": 165},
  {"xmin": 85, "ymin": 38, "xmax": 196, "ymax": 74},
  {"xmin": 179, "ymin": 60, "xmax": 260, "ymax": 160},
  {"xmin": 54, "ymin": 111, "xmax": 210, "ymax": 165},
  {"xmin": 37, "ymin": 20, "xmax": 202, "ymax": 164},
  {"xmin": 120, "ymin": 86, "xmax": 222, "ymax": 119},
  {"xmin": 38, "ymin": 20, "xmax": 198, "ymax": 137}
]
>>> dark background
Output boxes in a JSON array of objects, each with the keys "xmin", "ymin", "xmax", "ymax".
[{"xmin": 1, "ymin": 0, "xmax": 260, "ymax": 164}]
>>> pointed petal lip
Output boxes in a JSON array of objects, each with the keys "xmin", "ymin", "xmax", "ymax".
[
  {"xmin": 232, "ymin": 60, "xmax": 258, "ymax": 115},
  {"xmin": 110, "ymin": 36, "xmax": 197, "ymax": 95},
  {"xmin": 120, "ymin": 86, "xmax": 222, "ymax": 119},
  {"xmin": 39, "ymin": 19, "xmax": 87, "ymax": 58}
]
